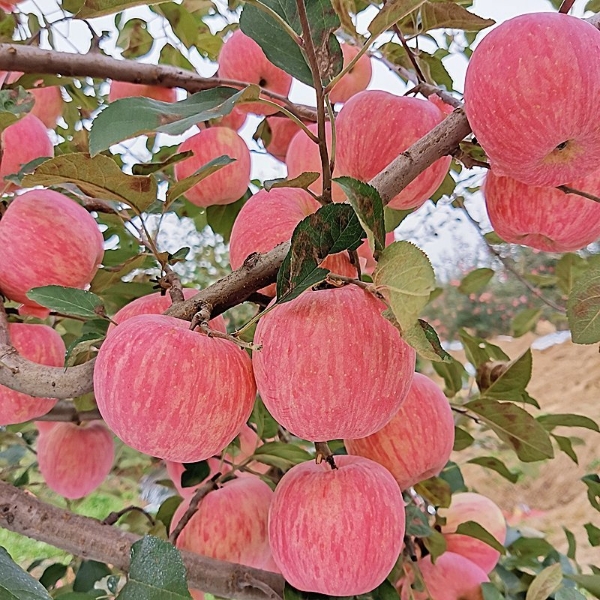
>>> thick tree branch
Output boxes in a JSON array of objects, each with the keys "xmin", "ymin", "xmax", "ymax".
[{"xmin": 0, "ymin": 480, "xmax": 284, "ymax": 600}]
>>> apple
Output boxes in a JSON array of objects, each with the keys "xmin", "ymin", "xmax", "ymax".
[
  {"xmin": 336, "ymin": 90, "xmax": 451, "ymax": 210},
  {"xmin": 174, "ymin": 127, "xmax": 251, "ymax": 207},
  {"xmin": 217, "ymin": 30, "xmax": 292, "ymax": 115},
  {"xmin": 483, "ymin": 169, "xmax": 600, "ymax": 252},
  {"xmin": 210, "ymin": 107, "xmax": 246, "ymax": 131},
  {"xmin": 0, "ymin": 189, "xmax": 104, "ymax": 317},
  {"xmin": 253, "ymin": 285, "xmax": 416, "ymax": 441},
  {"xmin": 108, "ymin": 81, "xmax": 177, "ymax": 103},
  {"xmin": 345, "ymin": 372, "xmax": 455, "ymax": 490},
  {"xmin": 173, "ymin": 475, "xmax": 273, "ymax": 568},
  {"xmin": 229, "ymin": 187, "xmax": 356, "ymax": 296},
  {"xmin": 438, "ymin": 492, "xmax": 507, "ymax": 573},
  {"xmin": 263, "ymin": 115, "xmax": 303, "ymax": 162},
  {"xmin": 269, "ymin": 455, "xmax": 405, "ymax": 595},
  {"xmin": 0, "ymin": 324, "xmax": 65, "ymax": 425},
  {"xmin": 357, "ymin": 231, "xmax": 395, "ymax": 275},
  {"xmin": 0, "ymin": 0, "xmax": 19, "ymax": 11},
  {"xmin": 397, "ymin": 552, "xmax": 489, "ymax": 600},
  {"xmin": 464, "ymin": 13, "xmax": 600, "ymax": 187},
  {"xmin": 0, "ymin": 113, "xmax": 53, "ymax": 187},
  {"xmin": 329, "ymin": 44, "xmax": 372, "ymax": 104},
  {"xmin": 37, "ymin": 421, "xmax": 114, "ymax": 499},
  {"xmin": 94, "ymin": 314, "xmax": 256, "ymax": 462},
  {"xmin": 286, "ymin": 121, "xmax": 346, "ymax": 201}
]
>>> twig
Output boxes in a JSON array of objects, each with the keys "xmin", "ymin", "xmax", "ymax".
[
  {"xmin": 102, "ymin": 506, "xmax": 156, "ymax": 527},
  {"xmin": 326, "ymin": 273, "xmax": 379, "ymax": 295},
  {"xmin": 450, "ymin": 405, "xmax": 481, "ymax": 424},
  {"xmin": 159, "ymin": 268, "xmax": 185, "ymax": 304},
  {"xmin": 314, "ymin": 441, "xmax": 337, "ymax": 469},
  {"xmin": 557, "ymin": 185, "xmax": 600, "ymax": 204},
  {"xmin": 558, "ymin": 0, "xmax": 576, "ymax": 13},
  {"xmin": 393, "ymin": 24, "xmax": 426, "ymax": 83},
  {"xmin": 407, "ymin": 82, "xmax": 463, "ymax": 110}
]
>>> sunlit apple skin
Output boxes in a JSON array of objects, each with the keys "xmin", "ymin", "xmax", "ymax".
[
  {"xmin": 329, "ymin": 44, "xmax": 372, "ymax": 104},
  {"xmin": 174, "ymin": 127, "xmax": 251, "ymax": 207},
  {"xmin": 439, "ymin": 492, "xmax": 507, "ymax": 573},
  {"xmin": 483, "ymin": 170, "xmax": 600, "ymax": 252},
  {"xmin": 108, "ymin": 81, "xmax": 177, "ymax": 103},
  {"xmin": 173, "ymin": 476, "xmax": 273, "ymax": 568},
  {"xmin": 218, "ymin": 30, "xmax": 292, "ymax": 115},
  {"xmin": 0, "ymin": 0, "xmax": 20, "ymax": 11},
  {"xmin": 94, "ymin": 314, "xmax": 256, "ymax": 462},
  {"xmin": 264, "ymin": 116, "xmax": 303, "ymax": 162},
  {"xmin": 336, "ymin": 91, "xmax": 450, "ymax": 210},
  {"xmin": 465, "ymin": 13, "xmax": 600, "ymax": 187},
  {"xmin": 345, "ymin": 373, "xmax": 454, "ymax": 490},
  {"xmin": 253, "ymin": 285, "xmax": 416, "ymax": 441},
  {"xmin": 286, "ymin": 122, "xmax": 346, "ymax": 201},
  {"xmin": 0, "ymin": 189, "xmax": 104, "ymax": 317},
  {"xmin": 269, "ymin": 455, "xmax": 405, "ymax": 595},
  {"xmin": 397, "ymin": 552, "xmax": 489, "ymax": 600},
  {"xmin": 37, "ymin": 421, "xmax": 114, "ymax": 500},
  {"xmin": 229, "ymin": 187, "xmax": 356, "ymax": 296},
  {"xmin": 0, "ymin": 113, "xmax": 53, "ymax": 186},
  {"xmin": 0, "ymin": 324, "xmax": 65, "ymax": 425}
]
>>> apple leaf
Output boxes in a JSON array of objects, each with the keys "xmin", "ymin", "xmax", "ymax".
[
  {"xmin": 526, "ymin": 564, "xmax": 563, "ymax": 600},
  {"xmin": 0, "ymin": 546, "xmax": 52, "ymax": 600},
  {"xmin": 21, "ymin": 153, "xmax": 158, "ymax": 213},
  {"xmin": 75, "ymin": 0, "xmax": 164, "ymax": 18},
  {"xmin": 585, "ymin": 523, "xmax": 600, "ymax": 547},
  {"xmin": 465, "ymin": 399, "xmax": 554, "ymax": 462},
  {"xmin": 480, "ymin": 349, "xmax": 532, "ymax": 402},
  {"xmin": 252, "ymin": 441, "xmax": 313, "ymax": 470},
  {"xmin": 466, "ymin": 456, "xmax": 519, "ymax": 483},
  {"xmin": 455, "ymin": 521, "xmax": 506, "ymax": 555},
  {"xmin": 457, "ymin": 267, "xmax": 494, "ymax": 295},
  {"xmin": 582, "ymin": 474, "xmax": 600, "ymax": 512},
  {"xmin": 264, "ymin": 172, "xmax": 320, "ymax": 192},
  {"xmin": 27, "ymin": 286, "xmax": 105, "ymax": 319},
  {"xmin": 557, "ymin": 253, "xmax": 588, "ymax": 295},
  {"xmin": 156, "ymin": 496, "xmax": 184, "ymax": 532},
  {"xmin": 537, "ymin": 413, "xmax": 599, "ymax": 433},
  {"xmin": 432, "ymin": 357, "xmax": 466, "ymax": 398},
  {"xmin": 73, "ymin": 560, "xmax": 112, "ymax": 593},
  {"xmin": 564, "ymin": 576, "xmax": 600, "ymax": 600},
  {"xmin": 459, "ymin": 329, "xmax": 509, "ymax": 368},
  {"xmin": 334, "ymin": 176, "xmax": 386, "ymax": 254},
  {"xmin": 552, "ymin": 434, "xmax": 578, "ymax": 464},
  {"xmin": 567, "ymin": 264, "xmax": 600, "ymax": 344},
  {"xmin": 181, "ymin": 461, "xmax": 210, "ymax": 488},
  {"xmin": 512, "ymin": 308, "xmax": 542, "ymax": 338},
  {"xmin": 372, "ymin": 579, "xmax": 401, "ymax": 600},
  {"xmin": 384, "ymin": 206, "xmax": 413, "ymax": 232},
  {"xmin": 165, "ymin": 155, "xmax": 235, "ymax": 208},
  {"xmin": 420, "ymin": 1, "xmax": 495, "ymax": 33},
  {"xmin": 405, "ymin": 504, "xmax": 433, "ymax": 538},
  {"xmin": 0, "ymin": 87, "xmax": 35, "ymax": 132},
  {"xmin": 368, "ymin": 0, "xmax": 427, "ymax": 37},
  {"xmin": 131, "ymin": 150, "xmax": 193, "ymax": 176},
  {"xmin": 453, "ymin": 427, "xmax": 474, "ymax": 451},
  {"xmin": 89, "ymin": 86, "xmax": 259, "ymax": 156},
  {"xmin": 401, "ymin": 318, "xmax": 452, "ymax": 363},
  {"xmin": 414, "ymin": 476, "xmax": 451, "ymax": 508},
  {"xmin": 373, "ymin": 241, "xmax": 436, "ymax": 331},
  {"xmin": 276, "ymin": 203, "xmax": 365, "ymax": 303},
  {"xmin": 206, "ymin": 192, "xmax": 249, "ymax": 243}
]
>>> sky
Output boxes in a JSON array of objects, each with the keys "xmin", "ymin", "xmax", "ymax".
[{"xmin": 14, "ymin": 0, "xmax": 596, "ymax": 277}]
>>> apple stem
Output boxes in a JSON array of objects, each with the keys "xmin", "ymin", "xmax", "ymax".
[
  {"xmin": 558, "ymin": 0, "xmax": 576, "ymax": 13},
  {"xmin": 326, "ymin": 273, "xmax": 379, "ymax": 296},
  {"xmin": 159, "ymin": 268, "xmax": 186, "ymax": 305},
  {"xmin": 191, "ymin": 308, "xmax": 262, "ymax": 351},
  {"xmin": 314, "ymin": 441, "xmax": 337, "ymax": 469},
  {"xmin": 393, "ymin": 25, "xmax": 426, "ymax": 84}
]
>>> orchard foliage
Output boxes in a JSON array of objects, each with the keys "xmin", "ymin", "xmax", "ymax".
[{"xmin": 0, "ymin": 0, "xmax": 598, "ymax": 599}]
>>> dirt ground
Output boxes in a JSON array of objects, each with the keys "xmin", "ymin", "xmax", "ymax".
[{"xmin": 441, "ymin": 328, "xmax": 600, "ymax": 567}]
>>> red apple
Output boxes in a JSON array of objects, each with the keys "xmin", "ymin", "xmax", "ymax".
[
  {"xmin": 217, "ymin": 30, "xmax": 292, "ymax": 116},
  {"xmin": 269, "ymin": 455, "xmax": 405, "ymax": 595},
  {"xmin": 483, "ymin": 169, "xmax": 600, "ymax": 252},
  {"xmin": 263, "ymin": 116, "xmax": 303, "ymax": 162},
  {"xmin": 336, "ymin": 91, "xmax": 451, "ymax": 210},
  {"xmin": 0, "ymin": 113, "xmax": 53, "ymax": 187},
  {"xmin": 345, "ymin": 372, "xmax": 455, "ymax": 490},
  {"xmin": 108, "ymin": 81, "xmax": 177, "ymax": 103},
  {"xmin": 0, "ymin": 189, "xmax": 104, "ymax": 317},
  {"xmin": 37, "ymin": 421, "xmax": 114, "ymax": 499},
  {"xmin": 0, "ymin": 0, "xmax": 20, "ymax": 11},
  {"xmin": 174, "ymin": 127, "xmax": 251, "ymax": 207},
  {"xmin": 94, "ymin": 314, "xmax": 256, "ymax": 462},
  {"xmin": 286, "ymin": 122, "xmax": 346, "ymax": 201},
  {"xmin": 397, "ymin": 552, "xmax": 489, "ymax": 600},
  {"xmin": 253, "ymin": 285, "xmax": 416, "ymax": 441},
  {"xmin": 211, "ymin": 107, "xmax": 246, "ymax": 131},
  {"xmin": 229, "ymin": 187, "xmax": 356, "ymax": 296},
  {"xmin": 464, "ymin": 13, "xmax": 600, "ymax": 187},
  {"xmin": 329, "ymin": 44, "xmax": 372, "ymax": 104},
  {"xmin": 439, "ymin": 492, "xmax": 507, "ymax": 573},
  {"xmin": 173, "ymin": 476, "xmax": 273, "ymax": 568},
  {"xmin": 0, "ymin": 324, "xmax": 65, "ymax": 425}
]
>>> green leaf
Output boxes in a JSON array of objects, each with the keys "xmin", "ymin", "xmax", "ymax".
[
  {"xmin": 432, "ymin": 357, "xmax": 466, "ymax": 398},
  {"xmin": 131, "ymin": 151, "xmax": 193, "ymax": 176},
  {"xmin": 116, "ymin": 18, "xmax": 153, "ymax": 59},
  {"xmin": 206, "ymin": 193, "xmax": 249, "ymax": 243},
  {"xmin": 557, "ymin": 253, "xmax": 588, "ymax": 295},
  {"xmin": 384, "ymin": 206, "xmax": 413, "ymax": 232},
  {"xmin": 401, "ymin": 318, "xmax": 451, "ymax": 363},
  {"xmin": 73, "ymin": 561, "xmax": 112, "ymax": 592},
  {"xmin": 453, "ymin": 426, "xmax": 474, "ymax": 451},
  {"xmin": 563, "ymin": 527, "xmax": 577, "ymax": 561},
  {"xmin": 27, "ymin": 286, "xmax": 104, "ymax": 319},
  {"xmin": 481, "ymin": 349, "xmax": 532, "ymax": 402},
  {"xmin": 438, "ymin": 460, "xmax": 467, "ymax": 494},
  {"xmin": 0, "ymin": 546, "xmax": 52, "ymax": 599},
  {"xmin": 585, "ymin": 523, "xmax": 600, "ymax": 547},
  {"xmin": 537, "ymin": 413, "xmax": 599, "ymax": 433},
  {"xmin": 582, "ymin": 474, "xmax": 600, "ymax": 512},
  {"xmin": 334, "ymin": 176, "xmax": 386, "ymax": 253},
  {"xmin": 21, "ymin": 153, "xmax": 158, "ymax": 213},
  {"xmin": 455, "ymin": 521, "xmax": 506, "ymax": 555},
  {"xmin": 481, "ymin": 583, "xmax": 505, "ymax": 600},
  {"xmin": 76, "ymin": 0, "xmax": 164, "ymax": 17},
  {"xmin": 39, "ymin": 563, "xmax": 67, "ymax": 590},
  {"xmin": 249, "ymin": 399, "xmax": 280, "ymax": 440},
  {"xmin": 466, "ymin": 456, "xmax": 519, "ymax": 483},
  {"xmin": 65, "ymin": 332, "xmax": 103, "ymax": 367},
  {"xmin": 181, "ymin": 461, "xmax": 210, "ymax": 488},
  {"xmin": 116, "ymin": 536, "xmax": 192, "ymax": 599},
  {"xmin": 465, "ymin": 399, "xmax": 555, "ymax": 462},
  {"xmin": 153, "ymin": 3, "xmax": 198, "ymax": 49},
  {"xmin": 459, "ymin": 329, "xmax": 509, "ymax": 368},
  {"xmin": 156, "ymin": 496, "xmax": 184, "ymax": 532},
  {"xmin": 89, "ymin": 87, "xmax": 259, "ymax": 156},
  {"xmin": 264, "ymin": 172, "xmax": 320, "ymax": 192},
  {"xmin": 372, "ymin": 579, "xmax": 401, "ymax": 600},
  {"xmin": 420, "ymin": 1, "xmax": 494, "ymax": 33},
  {"xmin": 526, "ymin": 564, "xmax": 563, "ymax": 600},
  {"xmin": 567, "ymin": 264, "xmax": 600, "ymax": 344},
  {"xmin": 368, "ymin": 0, "xmax": 427, "ymax": 37},
  {"xmin": 373, "ymin": 241, "xmax": 435, "ymax": 331},
  {"xmin": 0, "ymin": 87, "xmax": 35, "ymax": 132},
  {"xmin": 566, "ymin": 575, "xmax": 600, "ymax": 599},
  {"xmin": 458, "ymin": 267, "xmax": 494, "ymax": 295},
  {"xmin": 165, "ymin": 155, "xmax": 235, "ymax": 208},
  {"xmin": 414, "ymin": 476, "xmax": 452, "ymax": 508},
  {"xmin": 252, "ymin": 441, "xmax": 312, "ymax": 470},
  {"xmin": 276, "ymin": 203, "xmax": 365, "ymax": 302},
  {"xmin": 555, "ymin": 589, "xmax": 587, "ymax": 600},
  {"xmin": 405, "ymin": 503, "xmax": 433, "ymax": 538},
  {"xmin": 423, "ymin": 530, "xmax": 447, "ymax": 563},
  {"xmin": 512, "ymin": 308, "xmax": 542, "ymax": 338}
]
